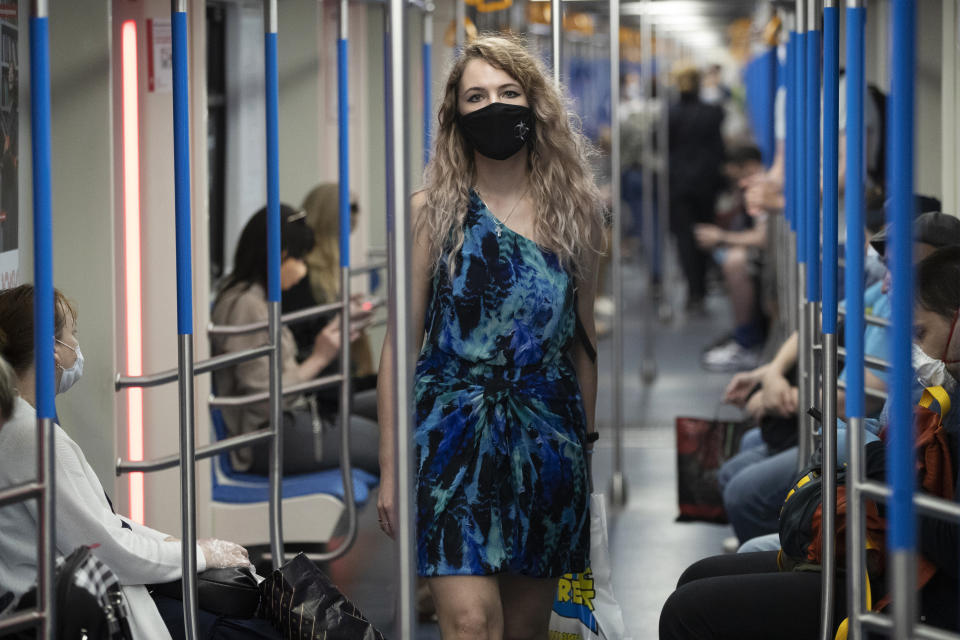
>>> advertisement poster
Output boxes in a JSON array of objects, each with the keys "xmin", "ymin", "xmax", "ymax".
[
  {"xmin": 0, "ymin": 2, "xmax": 18, "ymax": 289},
  {"xmin": 147, "ymin": 18, "xmax": 172, "ymax": 93}
]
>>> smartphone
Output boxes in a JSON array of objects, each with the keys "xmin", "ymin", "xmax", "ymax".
[{"xmin": 359, "ymin": 296, "xmax": 385, "ymax": 313}]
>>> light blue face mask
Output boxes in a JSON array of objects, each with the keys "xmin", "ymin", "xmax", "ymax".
[{"xmin": 56, "ymin": 338, "xmax": 84, "ymax": 395}]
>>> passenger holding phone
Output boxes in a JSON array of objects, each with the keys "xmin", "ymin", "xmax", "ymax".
[
  {"xmin": 211, "ymin": 205, "xmax": 380, "ymax": 476},
  {"xmin": 282, "ymin": 183, "xmax": 383, "ymax": 421}
]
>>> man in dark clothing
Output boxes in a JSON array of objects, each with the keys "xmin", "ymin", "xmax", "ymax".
[{"xmin": 668, "ymin": 66, "xmax": 726, "ymax": 312}]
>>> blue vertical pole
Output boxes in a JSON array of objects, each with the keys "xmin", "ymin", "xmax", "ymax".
[
  {"xmin": 795, "ymin": 0, "xmax": 812, "ymax": 469},
  {"xmin": 263, "ymin": 0, "xmax": 285, "ymax": 570},
  {"xmin": 171, "ymin": 1, "xmax": 199, "ymax": 637},
  {"xmin": 796, "ymin": 24, "xmax": 807, "ymax": 261},
  {"xmin": 819, "ymin": 3, "xmax": 840, "ymax": 639},
  {"xmin": 822, "ymin": 4, "xmax": 838, "ymax": 335},
  {"xmin": 29, "ymin": 2, "xmax": 55, "ymax": 636},
  {"xmin": 888, "ymin": 0, "xmax": 918, "ymax": 636},
  {"xmin": 844, "ymin": 2, "xmax": 868, "ymax": 636},
  {"xmin": 423, "ymin": 6, "xmax": 433, "ymax": 167},
  {"xmin": 172, "ymin": 6, "xmax": 193, "ymax": 336},
  {"xmin": 806, "ymin": 6, "xmax": 821, "ymax": 304},
  {"xmin": 265, "ymin": 16, "xmax": 281, "ymax": 305},
  {"xmin": 338, "ymin": 5, "xmax": 350, "ymax": 270},
  {"xmin": 785, "ymin": 34, "xmax": 796, "ymax": 232}
]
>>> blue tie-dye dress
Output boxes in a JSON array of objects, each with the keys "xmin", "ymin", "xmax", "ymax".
[{"xmin": 414, "ymin": 190, "xmax": 590, "ymax": 578}]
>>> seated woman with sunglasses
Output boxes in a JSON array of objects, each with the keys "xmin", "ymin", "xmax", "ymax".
[{"xmin": 210, "ymin": 204, "xmax": 379, "ymax": 476}]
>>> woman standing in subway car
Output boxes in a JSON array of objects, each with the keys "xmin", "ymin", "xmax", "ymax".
[{"xmin": 377, "ymin": 35, "xmax": 604, "ymax": 638}]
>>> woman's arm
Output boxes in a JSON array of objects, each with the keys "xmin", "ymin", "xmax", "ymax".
[
  {"xmin": 376, "ymin": 192, "xmax": 433, "ymax": 536},
  {"xmin": 573, "ymin": 251, "xmax": 600, "ymax": 440}
]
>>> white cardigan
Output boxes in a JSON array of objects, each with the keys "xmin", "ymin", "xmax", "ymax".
[{"xmin": 0, "ymin": 396, "xmax": 208, "ymax": 639}]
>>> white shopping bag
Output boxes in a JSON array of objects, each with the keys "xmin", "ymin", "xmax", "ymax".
[{"xmin": 549, "ymin": 493, "xmax": 629, "ymax": 640}]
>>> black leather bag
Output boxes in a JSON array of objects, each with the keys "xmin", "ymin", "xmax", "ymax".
[
  {"xmin": 258, "ymin": 553, "xmax": 385, "ymax": 640},
  {"xmin": 13, "ymin": 546, "xmax": 133, "ymax": 639},
  {"xmin": 150, "ymin": 566, "xmax": 261, "ymax": 619}
]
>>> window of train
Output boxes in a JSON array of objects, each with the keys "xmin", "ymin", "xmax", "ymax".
[{"xmin": 207, "ymin": 3, "xmax": 227, "ymax": 281}]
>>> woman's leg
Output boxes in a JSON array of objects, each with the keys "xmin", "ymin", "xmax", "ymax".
[
  {"xmin": 428, "ymin": 576, "xmax": 503, "ymax": 640},
  {"xmin": 318, "ymin": 413, "xmax": 381, "ymax": 475},
  {"xmin": 497, "ymin": 575, "xmax": 557, "ymax": 640}
]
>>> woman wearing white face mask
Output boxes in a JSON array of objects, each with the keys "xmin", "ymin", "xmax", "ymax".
[{"xmin": 0, "ymin": 285, "xmax": 282, "ymax": 639}]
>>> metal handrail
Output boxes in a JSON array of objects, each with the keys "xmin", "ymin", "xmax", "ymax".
[
  {"xmin": 837, "ymin": 380, "xmax": 887, "ymax": 402},
  {"xmin": 116, "ymin": 428, "xmax": 274, "ymax": 475},
  {"xmin": 208, "ymin": 373, "xmax": 343, "ymax": 408},
  {"xmin": 116, "ymin": 344, "xmax": 273, "ymax": 389},
  {"xmin": 0, "ymin": 481, "xmax": 43, "ymax": 509},
  {"xmin": 826, "ymin": 345, "xmax": 891, "ymax": 372},
  {"xmin": 838, "ymin": 308, "xmax": 891, "ymax": 328},
  {"xmin": 0, "ymin": 611, "xmax": 46, "ymax": 635},
  {"xmin": 351, "ymin": 260, "xmax": 388, "ymax": 275},
  {"xmin": 207, "ymin": 300, "xmax": 343, "ymax": 336}
]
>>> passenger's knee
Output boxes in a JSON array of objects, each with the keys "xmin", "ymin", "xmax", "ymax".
[
  {"xmin": 722, "ymin": 472, "xmax": 746, "ymax": 515},
  {"xmin": 722, "ymin": 247, "xmax": 748, "ymax": 275},
  {"xmin": 658, "ymin": 588, "xmax": 691, "ymax": 640},
  {"xmin": 448, "ymin": 606, "xmax": 498, "ymax": 639}
]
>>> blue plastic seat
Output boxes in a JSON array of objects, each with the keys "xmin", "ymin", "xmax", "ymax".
[{"xmin": 209, "ymin": 405, "xmax": 378, "ymax": 506}]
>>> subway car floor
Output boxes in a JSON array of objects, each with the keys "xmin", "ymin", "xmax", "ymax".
[{"xmin": 321, "ymin": 259, "xmax": 741, "ymax": 639}]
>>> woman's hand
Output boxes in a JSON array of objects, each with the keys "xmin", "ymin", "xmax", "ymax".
[
  {"xmin": 377, "ymin": 464, "xmax": 396, "ymax": 538},
  {"xmin": 694, "ymin": 224, "xmax": 726, "ymax": 250},
  {"xmin": 198, "ymin": 538, "xmax": 251, "ymax": 569},
  {"xmin": 723, "ymin": 365, "xmax": 768, "ymax": 407},
  {"xmin": 760, "ymin": 369, "xmax": 798, "ymax": 417},
  {"xmin": 312, "ymin": 317, "xmax": 343, "ymax": 363}
]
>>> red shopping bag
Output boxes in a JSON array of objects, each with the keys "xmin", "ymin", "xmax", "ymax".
[{"xmin": 675, "ymin": 417, "xmax": 750, "ymax": 523}]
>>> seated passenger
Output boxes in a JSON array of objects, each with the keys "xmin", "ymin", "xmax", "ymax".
[
  {"xmin": 211, "ymin": 205, "xmax": 379, "ymax": 476},
  {"xmin": 717, "ymin": 211, "xmax": 960, "ymax": 544},
  {"xmin": 660, "ymin": 245, "xmax": 960, "ymax": 639},
  {"xmin": 281, "ymin": 183, "xmax": 378, "ymax": 421},
  {"xmin": 0, "ymin": 285, "xmax": 277, "ymax": 639},
  {"xmin": 697, "ymin": 144, "xmax": 769, "ymax": 372}
]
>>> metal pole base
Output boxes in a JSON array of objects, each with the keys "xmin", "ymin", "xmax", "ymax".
[
  {"xmin": 608, "ymin": 471, "xmax": 628, "ymax": 507},
  {"xmin": 641, "ymin": 360, "xmax": 657, "ymax": 385}
]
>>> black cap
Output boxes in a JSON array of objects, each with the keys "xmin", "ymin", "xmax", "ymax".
[
  {"xmin": 866, "ymin": 195, "xmax": 941, "ymax": 235},
  {"xmin": 871, "ymin": 211, "xmax": 960, "ymax": 256}
]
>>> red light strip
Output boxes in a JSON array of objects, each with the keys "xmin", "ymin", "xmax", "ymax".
[{"xmin": 121, "ymin": 20, "xmax": 144, "ymax": 524}]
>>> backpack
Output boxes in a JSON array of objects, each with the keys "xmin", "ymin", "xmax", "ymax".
[
  {"xmin": 777, "ymin": 440, "xmax": 887, "ymax": 574},
  {"xmin": 778, "ymin": 386, "xmax": 955, "ymax": 608},
  {"xmin": 12, "ymin": 546, "xmax": 133, "ymax": 640}
]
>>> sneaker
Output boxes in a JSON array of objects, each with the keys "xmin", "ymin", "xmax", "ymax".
[
  {"xmin": 722, "ymin": 535, "xmax": 741, "ymax": 554},
  {"xmin": 701, "ymin": 341, "xmax": 761, "ymax": 372},
  {"xmin": 594, "ymin": 295, "xmax": 615, "ymax": 317}
]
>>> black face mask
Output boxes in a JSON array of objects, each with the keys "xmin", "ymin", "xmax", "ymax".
[{"xmin": 457, "ymin": 102, "xmax": 534, "ymax": 161}]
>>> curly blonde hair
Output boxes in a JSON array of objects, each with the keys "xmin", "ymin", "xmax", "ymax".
[{"xmin": 417, "ymin": 35, "xmax": 605, "ymax": 283}]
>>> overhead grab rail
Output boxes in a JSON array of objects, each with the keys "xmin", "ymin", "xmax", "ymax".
[{"xmin": 0, "ymin": 1, "xmax": 60, "ymax": 637}]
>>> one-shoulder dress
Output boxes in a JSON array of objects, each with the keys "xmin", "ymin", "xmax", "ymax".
[{"xmin": 414, "ymin": 190, "xmax": 590, "ymax": 578}]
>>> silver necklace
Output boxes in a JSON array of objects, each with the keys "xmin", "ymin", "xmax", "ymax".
[{"xmin": 477, "ymin": 183, "xmax": 531, "ymax": 238}]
